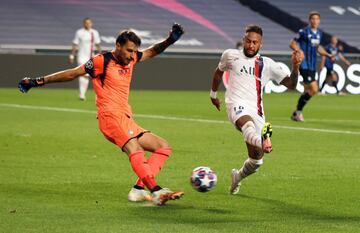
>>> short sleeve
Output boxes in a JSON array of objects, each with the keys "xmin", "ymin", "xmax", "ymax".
[
  {"xmin": 218, "ymin": 49, "xmax": 231, "ymax": 72},
  {"xmin": 294, "ymin": 28, "xmax": 305, "ymax": 42},
  {"xmin": 81, "ymin": 54, "xmax": 104, "ymax": 78},
  {"xmin": 266, "ymin": 58, "xmax": 289, "ymax": 84},
  {"xmin": 72, "ymin": 30, "xmax": 80, "ymax": 45},
  {"xmin": 319, "ymin": 30, "xmax": 325, "ymax": 45},
  {"xmin": 94, "ymin": 30, "xmax": 101, "ymax": 44}
]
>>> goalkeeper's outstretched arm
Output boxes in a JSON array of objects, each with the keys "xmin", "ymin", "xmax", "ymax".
[
  {"xmin": 140, "ymin": 23, "xmax": 184, "ymax": 62},
  {"xmin": 18, "ymin": 66, "xmax": 86, "ymax": 93}
]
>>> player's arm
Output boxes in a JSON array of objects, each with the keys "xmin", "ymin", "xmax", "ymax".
[
  {"xmin": 69, "ymin": 30, "xmax": 81, "ymax": 64},
  {"xmin": 18, "ymin": 66, "xmax": 86, "ymax": 93},
  {"xmin": 139, "ymin": 23, "xmax": 184, "ymax": 62},
  {"xmin": 290, "ymin": 39, "xmax": 305, "ymax": 61},
  {"xmin": 210, "ymin": 68, "xmax": 223, "ymax": 111},
  {"xmin": 95, "ymin": 31, "xmax": 102, "ymax": 54},
  {"xmin": 96, "ymin": 43, "xmax": 102, "ymax": 54},
  {"xmin": 69, "ymin": 43, "xmax": 78, "ymax": 64},
  {"xmin": 318, "ymin": 45, "xmax": 333, "ymax": 58},
  {"xmin": 280, "ymin": 50, "xmax": 302, "ymax": 90},
  {"xmin": 319, "ymin": 55, "xmax": 326, "ymax": 71},
  {"xmin": 338, "ymin": 53, "xmax": 351, "ymax": 66},
  {"xmin": 289, "ymin": 39, "xmax": 299, "ymax": 51}
]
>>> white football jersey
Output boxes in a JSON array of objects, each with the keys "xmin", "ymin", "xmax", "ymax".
[
  {"xmin": 218, "ymin": 49, "xmax": 288, "ymax": 116},
  {"xmin": 73, "ymin": 28, "xmax": 101, "ymax": 64}
]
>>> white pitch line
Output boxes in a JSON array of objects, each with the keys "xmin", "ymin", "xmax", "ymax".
[
  {"xmin": 134, "ymin": 113, "xmax": 228, "ymax": 124},
  {"xmin": 0, "ymin": 103, "xmax": 96, "ymax": 114},
  {"xmin": 1, "ymin": 103, "xmax": 360, "ymax": 136},
  {"xmin": 273, "ymin": 125, "xmax": 360, "ymax": 135},
  {"xmin": 272, "ymin": 117, "xmax": 360, "ymax": 123}
]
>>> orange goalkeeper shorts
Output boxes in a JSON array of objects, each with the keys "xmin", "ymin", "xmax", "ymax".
[{"xmin": 97, "ymin": 111, "xmax": 147, "ymax": 148}]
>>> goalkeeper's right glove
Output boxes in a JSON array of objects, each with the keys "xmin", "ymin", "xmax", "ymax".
[{"xmin": 18, "ymin": 77, "xmax": 45, "ymax": 93}]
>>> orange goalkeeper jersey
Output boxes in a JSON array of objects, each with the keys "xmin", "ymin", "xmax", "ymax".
[{"xmin": 81, "ymin": 51, "xmax": 141, "ymax": 116}]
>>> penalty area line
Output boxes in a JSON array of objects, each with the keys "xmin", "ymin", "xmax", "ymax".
[{"xmin": 1, "ymin": 103, "xmax": 359, "ymax": 136}]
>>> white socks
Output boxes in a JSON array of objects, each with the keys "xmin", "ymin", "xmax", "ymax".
[
  {"xmin": 79, "ymin": 76, "xmax": 89, "ymax": 100},
  {"xmin": 241, "ymin": 121, "xmax": 261, "ymax": 149},
  {"xmin": 238, "ymin": 158, "xmax": 263, "ymax": 180}
]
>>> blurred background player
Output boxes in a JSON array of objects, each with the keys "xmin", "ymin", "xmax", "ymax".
[
  {"xmin": 319, "ymin": 36, "xmax": 351, "ymax": 95},
  {"xmin": 69, "ymin": 17, "xmax": 101, "ymax": 100},
  {"xmin": 18, "ymin": 23, "xmax": 185, "ymax": 206},
  {"xmin": 235, "ymin": 40, "xmax": 243, "ymax": 49},
  {"xmin": 289, "ymin": 11, "xmax": 334, "ymax": 122},
  {"xmin": 209, "ymin": 25, "xmax": 302, "ymax": 194}
]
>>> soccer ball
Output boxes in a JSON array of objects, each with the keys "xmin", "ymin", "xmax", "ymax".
[{"xmin": 190, "ymin": 166, "xmax": 217, "ymax": 192}]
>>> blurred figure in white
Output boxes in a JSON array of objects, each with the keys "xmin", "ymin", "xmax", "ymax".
[{"xmin": 69, "ymin": 17, "xmax": 101, "ymax": 100}]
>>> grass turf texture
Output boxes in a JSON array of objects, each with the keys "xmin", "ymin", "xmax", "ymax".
[{"xmin": 1, "ymin": 88, "xmax": 360, "ymax": 233}]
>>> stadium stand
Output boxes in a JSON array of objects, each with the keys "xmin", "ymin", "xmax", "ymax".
[
  {"xmin": 1, "ymin": 0, "xmax": 358, "ymax": 54},
  {"xmin": 0, "ymin": 0, "xmax": 294, "ymax": 53},
  {"xmin": 254, "ymin": 0, "xmax": 360, "ymax": 53}
]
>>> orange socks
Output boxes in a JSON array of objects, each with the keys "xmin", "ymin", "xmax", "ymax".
[
  {"xmin": 148, "ymin": 147, "xmax": 171, "ymax": 174},
  {"xmin": 129, "ymin": 151, "xmax": 157, "ymax": 190},
  {"xmin": 135, "ymin": 147, "xmax": 172, "ymax": 188}
]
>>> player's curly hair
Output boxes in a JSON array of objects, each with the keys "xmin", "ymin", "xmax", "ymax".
[
  {"xmin": 116, "ymin": 30, "xmax": 141, "ymax": 46},
  {"xmin": 245, "ymin": 24, "xmax": 263, "ymax": 36}
]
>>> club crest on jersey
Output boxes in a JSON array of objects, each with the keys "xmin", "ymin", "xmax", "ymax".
[
  {"xmin": 128, "ymin": 129, "xmax": 134, "ymax": 135},
  {"xmin": 85, "ymin": 60, "xmax": 93, "ymax": 69}
]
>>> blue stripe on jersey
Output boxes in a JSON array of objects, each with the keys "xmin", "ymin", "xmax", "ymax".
[
  {"xmin": 296, "ymin": 26, "xmax": 322, "ymax": 71},
  {"xmin": 324, "ymin": 44, "xmax": 338, "ymax": 69}
]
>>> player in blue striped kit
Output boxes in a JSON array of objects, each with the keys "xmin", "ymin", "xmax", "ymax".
[
  {"xmin": 289, "ymin": 11, "xmax": 334, "ymax": 122},
  {"xmin": 319, "ymin": 36, "xmax": 351, "ymax": 95}
]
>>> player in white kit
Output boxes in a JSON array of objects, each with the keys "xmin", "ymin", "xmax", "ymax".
[
  {"xmin": 210, "ymin": 25, "xmax": 303, "ymax": 194},
  {"xmin": 69, "ymin": 17, "xmax": 101, "ymax": 100}
]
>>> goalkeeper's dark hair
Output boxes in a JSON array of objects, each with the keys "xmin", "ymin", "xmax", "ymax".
[
  {"xmin": 116, "ymin": 30, "xmax": 141, "ymax": 46},
  {"xmin": 245, "ymin": 24, "xmax": 263, "ymax": 36}
]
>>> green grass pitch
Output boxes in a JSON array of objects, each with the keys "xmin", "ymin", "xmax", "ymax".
[{"xmin": 1, "ymin": 88, "xmax": 360, "ymax": 233}]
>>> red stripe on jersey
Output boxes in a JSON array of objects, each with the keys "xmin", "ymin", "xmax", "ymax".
[{"xmin": 254, "ymin": 56, "xmax": 263, "ymax": 117}]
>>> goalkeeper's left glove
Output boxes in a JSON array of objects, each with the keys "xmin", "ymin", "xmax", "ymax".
[
  {"xmin": 167, "ymin": 23, "xmax": 185, "ymax": 44},
  {"xmin": 18, "ymin": 77, "xmax": 45, "ymax": 93}
]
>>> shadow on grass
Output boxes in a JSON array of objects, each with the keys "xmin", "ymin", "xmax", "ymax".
[
  {"xmin": 237, "ymin": 194, "xmax": 360, "ymax": 222},
  {"xmin": 127, "ymin": 192, "xmax": 360, "ymax": 227}
]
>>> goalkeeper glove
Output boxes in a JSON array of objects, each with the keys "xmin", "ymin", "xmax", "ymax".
[
  {"xmin": 18, "ymin": 77, "xmax": 45, "ymax": 93},
  {"xmin": 167, "ymin": 23, "xmax": 184, "ymax": 44}
]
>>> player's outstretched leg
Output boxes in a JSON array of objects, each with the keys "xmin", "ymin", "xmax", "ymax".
[
  {"xmin": 291, "ymin": 111, "xmax": 304, "ymax": 122},
  {"xmin": 128, "ymin": 187, "xmax": 152, "ymax": 202},
  {"xmin": 128, "ymin": 150, "xmax": 184, "ymax": 205},
  {"xmin": 262, "ymin": 122, "xmax": 273, "ymax": 153},
  {"xmin": 128, "ymin": 147, "xmax": 172, "ymax": 202},
  {"xmin": 230, "ymin": 168, "xmax": 242, "ymax": 194},
  {"xmin": 230, "ymin": 158, "xmax": 263, "ymax": 194},
  {"xmin": 151, "ymin": 188, "xmax": 184, "ymax": 206},
  {"xmin": 292, "ymin": 91, "xmax": 312, "ymax": 122}
]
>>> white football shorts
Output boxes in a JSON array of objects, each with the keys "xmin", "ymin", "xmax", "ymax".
[{"xmin": 226, "ymin": 102, "xmax": 265, "ymax": 135}]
